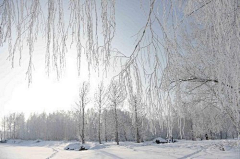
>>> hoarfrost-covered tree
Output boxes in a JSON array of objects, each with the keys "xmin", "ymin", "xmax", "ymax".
[
  {"xmin": 159, "ymin": 0, "xmax": 240, "ymax": 138},
  {"xmin": 129, "ymin": 94, "xmax": 145, "ymax": 143},
  {"xmin": 108, "ymin": 80, "xmax": 126, "ymax": 145},
  {"xmin": 75, "ymin": 82, "xmax": 89, "ymax": 144},
  {"xmin": 94, "ymin": 82, "xmax": 107, "ymax": 144},
  {"xmin": 1, "ymin": 0, "xmax": 240, "ymax": 141}
]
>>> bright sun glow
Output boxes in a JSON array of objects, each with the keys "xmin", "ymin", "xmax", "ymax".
[{"xmin": 0, "ymin": 41, "xmax": 109, "ymax": 118}]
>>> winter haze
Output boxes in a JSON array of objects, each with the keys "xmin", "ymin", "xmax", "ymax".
[{"xmin": 0, "ymin": 0, "xmax": 240, "ymax": 159}]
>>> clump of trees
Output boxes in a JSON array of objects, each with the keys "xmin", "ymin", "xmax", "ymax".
[
  {"xmin": 1, "ymin": 81, "xmax": 239, "ymax": 143},
  {"xmin": 1, "ymin": 109, "xmax": 238, "ymax": 142}
]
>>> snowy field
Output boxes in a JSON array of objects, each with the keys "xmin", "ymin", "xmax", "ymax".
[{"xmin": 0, "ymin": 139, "xmax": 239, "ymax": 159}]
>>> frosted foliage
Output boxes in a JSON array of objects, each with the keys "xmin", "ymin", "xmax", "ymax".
[
  {"xmin": 0, "ymin": 0, "xmax": 115, "ymax": 84},
  {"xmin": 101, "ymin": 0, "xmax": 115, "ymax": 70},
  {"xmin": 1, "ymin": 0, "xmax": 240, "ymax": 138},
  {"xmin": 46, "ymin": 0, "xmax": 67, "ymax": 78},
  {"xmin": 0, "ymin": 0, "xmax": 43, "ymax": 85},
  {"xmin": 160, "ymin": 0, "xmax": 240, "ymax": 135}
]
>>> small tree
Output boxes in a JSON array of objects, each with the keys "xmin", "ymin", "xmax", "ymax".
[
  {"xmin": 94, "ymin": 82, "xmax": 107, "ymax": 144},
  {"xmin": 129, "ymin": 94, "xmax": 142, "ymax": 143},
  {"xmin": 76, "ymin": 82, "xmax": 89, "ymax": 144},
  {"xmin": 108, "ymin": 80, "xmax": 126, "ymax": 145}
]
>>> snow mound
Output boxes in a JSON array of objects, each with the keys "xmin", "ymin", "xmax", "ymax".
[
  {"xmin": 64, "ymin": 142, "xmax": 106, "ymax": 151},
  {"xmin": 64, "ymin": 143, "xmax": 90, "ymax": 151},
  {"xmin": 153, "ymin": 137, "xmax": 167, "ymax": 144}
]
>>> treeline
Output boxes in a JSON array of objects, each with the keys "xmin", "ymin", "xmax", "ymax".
[
  {"xmin": 0, "ymin": 109, "xmax": 238, "ymax": 142},
  {"xmin": 0, "ymin": 81, "xmax": 239, "ymax": 144},
  {"xmin": 0, "ymin": 110, "xmax": 151, "ymax": 141}
]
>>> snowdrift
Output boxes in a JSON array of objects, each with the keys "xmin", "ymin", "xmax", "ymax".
[
  {"xmin": 64, "ymin": 142, "xmax": 106, "ymax": 151},
  {"xmin": 153, "ymin": 137, "xmax": 168, "ymax": 144}
]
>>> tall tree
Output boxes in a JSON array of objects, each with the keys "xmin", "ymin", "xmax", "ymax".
[
  {"xmin": 108, "ymin": 80, "xmax": 126, "ymax": 145},
  {"xmin": 94, "ymin": 82, "xmax": 107, "ymax": 144},
  {"xmin": 76, "ymin": 82, "xmax": 89, "ymax": 144},
  {"xmin": 129, "ymin": 94, "xmax": 142, "ymax": 143}
]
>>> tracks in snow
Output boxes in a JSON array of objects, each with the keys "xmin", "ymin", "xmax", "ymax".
[
  {"xmin": 178, "ymin": 143, "xmax": 217, "ymax": 159},
  {"xmin": 46, "ymin": 148, "xmax": 58, "ymax": 159},
  {"xmin": 98, "ymin": 149, "xmax": 124, "ymax": 159}
]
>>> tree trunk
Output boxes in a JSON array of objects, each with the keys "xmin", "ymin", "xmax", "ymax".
[
  {"xmin": 124, "ymin": 129, "xmax": 128, "ymax": 141},
  {"xmin": 179, "ymin": 118, "xmax": 183, "ymax": 139},
  {"xmin": 136, "ymin": 126, "xmax": 140, "ymax": 143},
  {"xmin": 134, "ymin": 102, "xmax": 140, "ymax": 143},
  {"xmin": 3, "ymin": 118, "xmax": 5, "ymax": 140},
  {"xmin": 10, "ymin": 125, "xmax": 12, "ymax": 139},
  {"xmin": 82, "ymin": 106, "xmax": 85, "ymax": 144},
  {"xmin": 190, "ymin": 120, "xmax": 194, "ymax": 140},
  {"xmin": 98, "ymin": 108, "xmax": 101, "ymax": 144},
  {"xmin": 13, "ymin": 121, "xmax": 16, "ymax": 139},
  {"xmin": 114, "ymin": 102, "xmax": 119, "ymax": 145},
  {"xmin": 104, "ymin": 115, "xmax": 107, "ymax": 142},
  {"xmin": 237, "ymin": 127, "xmax": 240, "ymax": 140}
]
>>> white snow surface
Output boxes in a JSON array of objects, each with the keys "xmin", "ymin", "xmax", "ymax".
[{"xmin": 0, "ymin": 139, "xmax": 239, "ymax": 159}]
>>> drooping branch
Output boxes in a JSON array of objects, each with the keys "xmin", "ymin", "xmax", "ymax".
[
  {"xmin": 0, "ymin": 0, "xmax": 116, "ymax": 84},
  {"xmin": 170, "ymin": 76, "xmax": 238, "ymax": 91}
]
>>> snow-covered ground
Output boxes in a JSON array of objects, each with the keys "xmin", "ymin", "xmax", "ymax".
[{"xmin": 0, "ymin": 139, "xmax": 239, "ymax": 159}]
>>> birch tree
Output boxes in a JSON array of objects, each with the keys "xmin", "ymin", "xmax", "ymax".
[
  {"xmin": 158, "ymin": 0, "xmax": 240, "ymax": 138},
  {"xmin": 108, "ymin": 80, "xmax": 126, "ymax": 145},
  {"xmin": 76, "ymin": 82, "xmax": 89, "ymax": 144},
  {"xmin": 129, "ymin": 94, "xmax": 143, "ymax": 143},
  {"xmin": 94, "ymin": 82, "xmax": 107, "ymax": 144},
  {"xmin": 1, "ymin": 0, "xmax": 239, "ymax": 140}
]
